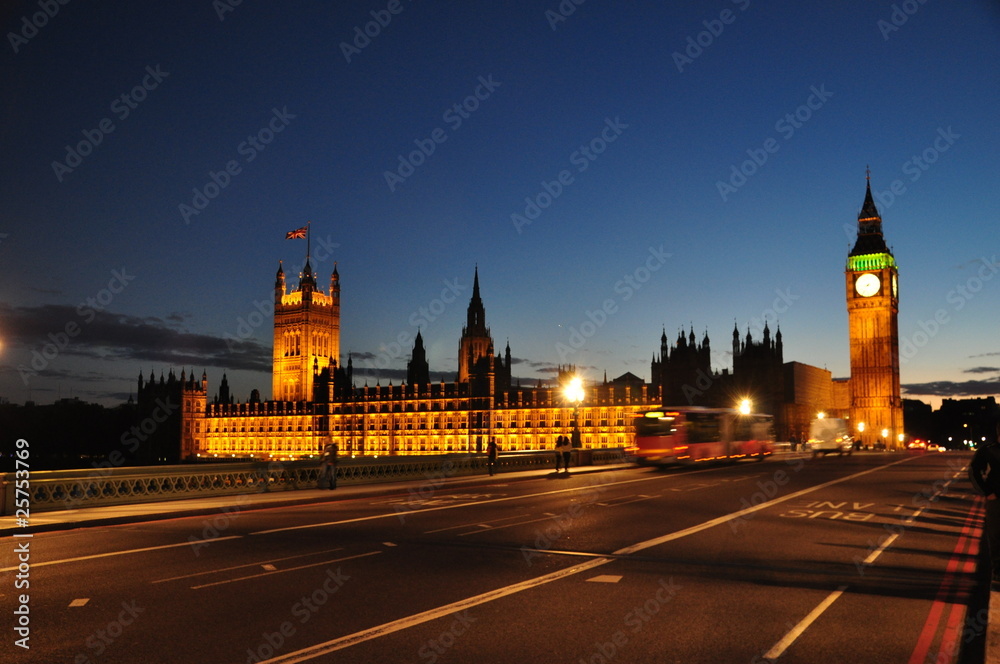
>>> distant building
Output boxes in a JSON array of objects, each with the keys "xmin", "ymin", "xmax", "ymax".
[
  {"xmin": 782, "ymin": 362, "xmax": 833, "ymax": 442},
  {"xmin": 176, "ymin": 265, "xmax": 659, "ymax": 460},
  {"xmin": 650, "ymin": 322, "xmax": 788, "ymax": 438},
  {"xmin": 146, "ymin": 235, "xmax": 855, "ymax": 460}
]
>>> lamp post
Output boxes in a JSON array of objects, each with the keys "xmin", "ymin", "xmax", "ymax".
[
  {"xmin": 857, "ymin": 422, "xmax": 865, "ymax": 450},
  {"xmin": 564, "ymin": 376, "xmax": 585, "ymax": 449},
  {"xmin": 881, "ymin": 428, "xmax": 889, "ymax": 451}
]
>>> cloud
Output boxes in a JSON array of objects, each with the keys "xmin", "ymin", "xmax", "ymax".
[
  {"xmin": 964, "ymin": 366, "xmax": 1000, "ymax": 374},
  {"xmin": 0, "ymin": 303, "xmax": 271, "ymax": 373},
  {"xmin": 902, "ymin": 377, "xmax": 1000, "ymax": 398}
]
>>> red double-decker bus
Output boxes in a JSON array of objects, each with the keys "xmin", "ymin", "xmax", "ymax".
[{"xmin": 631, "ymin": 407, "xmax": 774, "ymax": 466}]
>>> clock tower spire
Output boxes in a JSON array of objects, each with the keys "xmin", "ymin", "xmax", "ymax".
[{"xmin": 846, "ymin": 174, "xmax": 902, "ymax": 449}]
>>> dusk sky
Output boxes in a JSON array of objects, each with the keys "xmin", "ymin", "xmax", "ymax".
[{"xmin": 1, "ymin": 1, "xmax": 998, "ymax": 409}]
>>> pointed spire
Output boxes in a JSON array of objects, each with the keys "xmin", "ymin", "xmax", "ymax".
[
  {"xmin": 858, "ymin": 177, "xmax": 881, "ymax": 223},
  {"xmin": 851, "ymin": 170, "xmax": 890, "ymax": 256}
]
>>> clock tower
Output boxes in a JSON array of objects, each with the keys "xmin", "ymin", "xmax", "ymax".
[{"xmin": 846, "ymin": 174, "xmax": 902, "ymax": 449}]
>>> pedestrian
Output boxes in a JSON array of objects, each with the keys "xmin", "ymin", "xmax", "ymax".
[
  {"xmin": 319, "ymin": 442, "xmax": 339, "ymax": 489},
  {"xmin": 487, "ymin": 438, "xmax": 499, "ymax": 476},
  {"xmin": 554, "ymin": 435, "xmax": 564, "ymax": 471},
  {"xmin": 557, "ymin": 435, "xmax": 572, "ymax": 473},
  {"xmin": 969, "ymin": 423, "xmax": 1000, "ymax": 589}
]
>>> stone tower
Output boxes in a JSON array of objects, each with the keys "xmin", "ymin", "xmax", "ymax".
[
  {"xmin": 272, "ymin": 260, "xmax": 340, "ymax": 401},
  {"xmin": 846, "ymin": 175, "xmax": 902, "ymax": 449}
]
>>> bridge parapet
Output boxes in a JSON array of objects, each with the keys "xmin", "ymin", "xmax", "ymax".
[{"xmin": 1, "ymin": 448, "xmax": 627, "ymax": 515}]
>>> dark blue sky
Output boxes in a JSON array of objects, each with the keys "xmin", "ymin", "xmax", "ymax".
[{"xmin": 1, "ymin": 0, "xmax": 998, "ymax": 408}]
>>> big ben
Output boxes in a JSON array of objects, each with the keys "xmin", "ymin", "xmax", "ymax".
[{"xmin": 846, "ymin": 174, "xmax": 903, "ymax": 449}]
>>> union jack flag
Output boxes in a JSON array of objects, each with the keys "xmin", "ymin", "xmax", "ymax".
[{"xmin": 285, "ymin": 226, "xmax": 308, "ymax": 239}]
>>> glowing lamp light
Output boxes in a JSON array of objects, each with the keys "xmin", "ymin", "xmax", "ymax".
[
  {"xmin": 738, "ymin": 399, "xmax": 752, "ymax": 415},
  {"xmin": 881, "ymin": 429, "xmax": 889, "ymax": 439},
  {"xmin": 858, "ymin": 422, "xmax": 865, "ymax": 433},
  {"xmin": 564, "ymin": 376, "xmax": 584, "ymax": 404},
  {"xmin": 817, "ymin": 411, "xmax": 826, "ymax": 419}
]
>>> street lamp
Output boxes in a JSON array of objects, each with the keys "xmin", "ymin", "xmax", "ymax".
[
  {"xmin": 564, "ymin": 376, "xmax": 585, "ymax": 448},
  {"xmin": 817, "ymin": 411, "xmax": 826, "ymax": 419},
  {"xmin": 881, "ymin": 428, "xmax": 889, "ymax": 450},
  {"xmin": 738, "ymin": 398, "xmax": 752, "ymax": 415}
]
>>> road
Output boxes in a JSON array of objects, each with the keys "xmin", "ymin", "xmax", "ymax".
[{"xmin": 0, "ymin": 452, "xmax": 987, "ymax": 664}]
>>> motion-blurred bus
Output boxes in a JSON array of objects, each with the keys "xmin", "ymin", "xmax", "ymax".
[{"xmin": 632, "ymin": 407, "xmax": 774, "ymax": 466}]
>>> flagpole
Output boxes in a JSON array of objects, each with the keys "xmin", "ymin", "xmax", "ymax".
[{"xmin": 306, "ymin": 220, "xmax": 311, "ymax": 264}]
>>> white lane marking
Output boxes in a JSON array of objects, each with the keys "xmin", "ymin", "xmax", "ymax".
[
  {"xmin": 601, "ymin": 494, "xmax": 658, "ymax": 507},
  {"xmin": 191, "ymin": 551, "xmax": 382, "ymax": 590},
  {"xmin": 614, "ymin": 458, "xmax": 915, "ymax": 556},
  {"xmin": 259, "ymin": 556, "xmax": 615, "ymax": 664},
  {"xmin": 456, "ymin": 515, "xmax": 555, "ymax": 537},
  {"xmin": 257, "ymin": 457, "xmax": 918, "ymax": 663},
  {"xmin": 251, "ymin": 467, "xmax": 729, "ymax": 536},
  {"xmin": 587, "ymin": 575, "xmax": 622, "ymax": 583},
  {"xmin": 764, "ymin": 586, "xmax": 848, "ymax": 660},
  {"xmin": 423, "ymin": 514, "xmax": 525, "ymax": 534},
  {"xmin": 0, "ymin": 536, "xmax": 244, "ymax": 573},
  {"xmin": 69, "ymin": 598, "xmax": 89, "ymax": 607},
  {"xmin": 762, "ymin": 462, "xmax": 967, "ymax": 660},
  {"xmin": 152, "ymin": 547, "xmax": 346, "ymax": 584}
]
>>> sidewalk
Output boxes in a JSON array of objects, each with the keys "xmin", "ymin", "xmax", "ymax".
[{"xmin": 0, "ymin": 464, "xmax": 629, "ymax": 537}]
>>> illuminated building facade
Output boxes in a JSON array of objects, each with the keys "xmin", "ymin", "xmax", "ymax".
[
  {"xmin": 846, "ymin": 176, "xmax": 903, "ymax": 448},
  {"xmin": 178, "ymin": 265, "xmax": 658, "ymax": 460}
]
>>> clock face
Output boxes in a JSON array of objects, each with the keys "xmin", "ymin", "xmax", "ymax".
[
  {"xmin": 855, "ymin": 273, "xmax": 880, "ymax": 297},
  {"xmin": 892, "ymin": 274, "xmax": 897, "ymax": 298}
]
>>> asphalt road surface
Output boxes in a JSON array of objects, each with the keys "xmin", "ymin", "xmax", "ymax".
[{"xmin": 1, "ymin": 451, "xmax": 987, "ymax": 664}]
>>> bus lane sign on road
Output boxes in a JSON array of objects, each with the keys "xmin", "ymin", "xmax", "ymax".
[{"xmin": 779, "ymin": 500, "xmax": 878, "ymax": 522}]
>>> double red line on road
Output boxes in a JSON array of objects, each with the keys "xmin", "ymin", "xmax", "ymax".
[{"xmin": 907, "ymin": 495, "xmax": 985, "ymax": 664}]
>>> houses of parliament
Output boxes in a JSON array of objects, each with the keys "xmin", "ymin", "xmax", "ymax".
[{"xmin": 138, "ymin": 180, "xmax": 903, "ymax": 461}]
